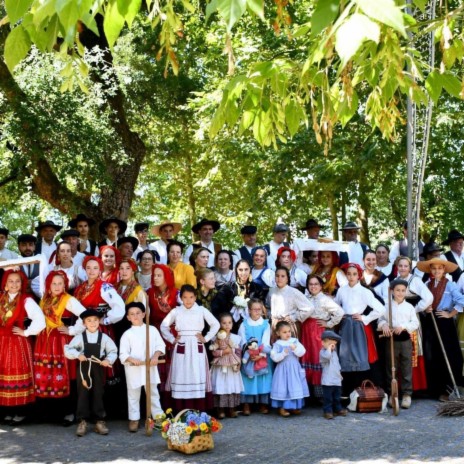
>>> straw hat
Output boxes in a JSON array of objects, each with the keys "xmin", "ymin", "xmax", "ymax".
[
  {"xmin": 416, "ymin": 258, "xmax": 458, "ymax": 274},
  {"xmin": 151, "ymin": 220, "xmax": 182, "ymax": 237}
]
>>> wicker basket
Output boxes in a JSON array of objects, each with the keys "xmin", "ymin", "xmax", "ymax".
[
  {"xmin": 166, "ymin": 409, "xmax": 215, "ymax": 455},
  {"xmin": 167, "ymin": 433, "xmax": 214, "ymax": 454}
]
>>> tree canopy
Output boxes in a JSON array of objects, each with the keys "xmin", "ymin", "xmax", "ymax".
[{"xmin": 1, "ymin": 0, "xmax": 464, "ymax": 247}]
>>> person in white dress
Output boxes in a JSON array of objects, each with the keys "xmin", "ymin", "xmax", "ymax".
[
  {"xmin": 119, "ymin": 302, "xmax": 165, "ymax": 433},
  {"xmin": 161, "ymin": 284, "xmax": 220, "ymax": 411}
]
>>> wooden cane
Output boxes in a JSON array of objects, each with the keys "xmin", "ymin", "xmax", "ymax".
[
  {"xmin": 389, "ymin": 288, "xmax": 400, "ymax": 416},
  {"xmin": 145, "ymin": 307, "xmax": 153, "ymax": 436}
]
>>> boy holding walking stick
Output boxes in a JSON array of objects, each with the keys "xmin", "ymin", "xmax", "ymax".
[
  {"xmin": 119, "ymin": 302, "xmax": 165, "ymax": 433},
  {"xmin": 378, "ymin": 280, "xmax": 419, "ymax": 409}
]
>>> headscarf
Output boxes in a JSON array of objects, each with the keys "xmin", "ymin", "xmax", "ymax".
[
  {"xmin": 151, "ymin": 264, "xmax": 178, "ymax": 309},
  {"xmin": 317, "ymin": 251, "xmax": 340, "ymax": 268},
  {"xmin": 251, "ymin": 246, "xmax": 268, "ymax": 259},
  {"xmin": 82, "ymin": 255, "xmax": 104, "ymax": 272},
  {"xmin": 275, "ymin": 246, "xmax": 296, "ymax": 268},
  {"xmin": 99, "ymin": 245, "xmax": 121, "ymax": 268},
  {"xmin": 1, "ymin": 269, "xmax": 28, "ymax": 294},
  {"xmin": 120, "ymin": 258, "xmax": 138, "ymax": 273},
  {"xmin": 44, "ymin": 270, "xmax": 69, "ymax": 295},
  {"xmin": 340, "ymin": 262, "xmax": 363, "ymax": 280}
]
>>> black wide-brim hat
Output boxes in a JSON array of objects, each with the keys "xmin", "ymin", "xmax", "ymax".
[
  {"xmin": 68, "ymin": 213, "xmax": 96, "ymax": 228},
  {"xmin": 443, "ymin": 229, "xmax": 464, "ymax": 245},
  {"xmin": 35, "ymin": 220, "xmax": 62, "ymax": 232},
  {"xmin": 192, "ymin": 218, "xmax": 220, "ymax": 234},
  {"xmin": 340, "ymin": 221, "xmax": 361, "ymax": 231},
  {"xmin": 420, "ymin": 242, "xmax": 444, "ymax": 258},
  {"xmin": 99, "ymin": 217, "xmax": 128, "ymax": 235},
  {"xmin": 300, "ymin": 219, "xmax": 323, "ymax": 231},
  {"xmin": 117, "ymin": 236, "xmax": 139, "ymax": 250},
  {"xmin": 60, "ymin": 229, "xmax": 80, "ymax": 240}
]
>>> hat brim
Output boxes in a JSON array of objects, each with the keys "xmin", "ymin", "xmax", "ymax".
[
  {"xmin": 420, "ymin": 247, "xmax": 444, "ymax": 258},
  {"xmin": 35, "ymin": 224, "xmax": 62, "ymax": 232},
  {"xmin": 69, "ymin": 216, "xmax": 96, "ymax": 228},
  {"xmin": 99, "ymin": 218, "xmax": 128, "ymax": 235},
  {"xmin": 340, "ymin": 227, "xmax": 361, "ymax": 231},
  {"xmin": 443, "ymin": 235, "xmax": 464, "ymax": 245},
  {"xmin": 416, "ymin": 258, "xmax": 458, "ymax": 274},
  {"xmin": 192, "ymin": 221, "xmax": 220, "ymax": 234},
  {"xmin": 117, "ymin": 237, "xmax": 139, "ymax": 250},
  {"xmin": 151, "ymin": 222, "xmax": 182, "ymax": 237}
]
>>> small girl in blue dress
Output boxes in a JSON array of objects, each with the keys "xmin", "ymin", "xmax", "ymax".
[{"xmin": 270, "ymin": 321, "xmax": 309, "ymax": 416}]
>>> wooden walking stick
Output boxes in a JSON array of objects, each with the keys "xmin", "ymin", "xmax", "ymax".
[
  {"xmin": 145, "ymin": 307, "xmax": 153, "ymax": 436},
  {"xmin": 389, "ymin": 288, "xmax": 400, "ymax": 416},
  {"xmin": 430, "ymin": 310, "xmax": 460, "ymax": 399}
]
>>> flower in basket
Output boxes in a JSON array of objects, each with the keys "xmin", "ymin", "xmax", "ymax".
[{"xmin": 159, "ymin": 410, "xmax": 222, "ymax": 446}]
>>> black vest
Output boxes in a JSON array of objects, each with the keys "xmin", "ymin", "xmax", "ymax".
[
  {"xmin": 238, "ymin": 246, "xmax": 253, "ymax": 266},
  {"xmin": 445, "ymin": 251, "xmax": 463, "ymax": 282}
]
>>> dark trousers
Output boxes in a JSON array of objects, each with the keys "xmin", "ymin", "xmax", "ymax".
[
  {"xmin": 385, "ymin": 339, "xmax": 413, "ymax": 396},
  {"xmin": 322, "ymin": 385, "xmax": 342, "ymax": 413},
  {"xmin": 76, "ymin": 362, "xmax": 105, "ymax": 421}
]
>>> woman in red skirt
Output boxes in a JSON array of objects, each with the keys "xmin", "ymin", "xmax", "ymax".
[
  {"xmin": 0, "ymin": 269, "xmax": 45, "ymax": 424},
  {"xmin": 299, "ymin": 274, "xmax": 343, "ymax": 399},
  {"xmin": 33, "ymin": 270, "xmax": 86, "ymax": 424},
  {"xmin": 147, "ymin": 264, "xmax": 178, "ymax": 408}
]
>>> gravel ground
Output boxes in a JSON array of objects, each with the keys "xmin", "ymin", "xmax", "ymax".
[{"xmin": 1, "ymin": 399, "xmax": 464, "ymax": 464}]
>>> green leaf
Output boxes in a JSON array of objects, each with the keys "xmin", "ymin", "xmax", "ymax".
[
  {"xmin": 441, "ymin": 72, "xmax": 461, "ymax": 99},
  {"xmin": 356, "ymin": 0, "xmax": 406, "ymax": 37},
  {"xmin": 56, "ymin": 0, "xmax": 80, "ymax": 45},
  {"xmin": 425, "ymin": 70, "xmax": 442, "ymax": 104},
  {"xmin": 335, "ymin": 13, "xmax": 380, "ymax": 69},
  {"xmin": 5, "ymin": 0, "xmax": 32, "ymax": 24},
  {"xmin": 412, "ymin": 0, "xmax": 426, "ymax": 12},
  {"xmin": 124, "ymin": 0, "xmax": 142, "ymax": 27},
  {"xmin": 211, "ymin": 0, "xmax": 247, "ymax": 31},
  {"xmin": 205, "ymin": 0, "xmax": 219, "ymax": 22},
  {"xmin": 4, "ymin": 25, "xmax": 31, "ymax": 72},
  {"xmin": 104, "ymin": 0, "xmax": 125, "ymax": 49},
  {"xmin": 285, "ymin": 100, "xmax": 304, "ymax": 137},
  {"xmin": 246, "ymin": 0, "xmax": 264, "ymax": 20},
  {"xmin": 311, "ymin": 0, "xmax": 340, "ymax": 38}
]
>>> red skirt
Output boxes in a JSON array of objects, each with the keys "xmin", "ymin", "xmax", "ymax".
[
  {"xmin": 363, "ymin": 324, "xmax": 378, "ymax": 364},
  {"xmin": 300, "ymin": 318, "xmax": 324, "ymax": 385},
  {"xmin": 412, "ymin": 356, "xmax": 428, "ymax": 391},
  {"xmin": 0, "ymin": 331, "xmax": 35, "ymax": 406},
  {"xmin": 33, "ymin": 328, "xmax": 75, "ymax": 398}
]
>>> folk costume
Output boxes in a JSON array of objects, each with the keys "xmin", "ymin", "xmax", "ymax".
[
  {"xmin": 299, "ymin": 292, "xmax": 343, "ymax": 397},
  {"xmin": 312, "ymin": 251, "xmax": 347, "ymax": 296},
  {"xmin": 335, "ymin": 264, "xmax": 385, "ymax": 394},
  {"xmin": 0, "ymin": 270, "xmax": 46, "ymax": 408},
  {"xmin": 34, "ymin": 271, "xmax": 86, "ymax": 400},
  {"xmin": 168, "ymin": 261, "xmax": 197, "ymax": 289},
  {"xmin": 238, "ymin": 316, "xmax": 273, "ymax": 406},
  {"xmin": 161, "ymin": 302, "xmax": 220, "ymax": 411},
  {"xmin": 270, "ymin": 338, "xmax": 309, "ymax": 411},
  {"xmin": 147, "ymin": 264, "xmax": 178, "ymax": 407},
  {"xmin": 119, "ymin": 323, "xmax": 166, "ymax": 420},
  {"xmin": 99, "ymin": 245, "xmax": 121, "ymax": 287}
]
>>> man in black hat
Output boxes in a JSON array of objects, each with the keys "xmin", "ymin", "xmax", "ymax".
[
  {"xmin": 389, "ymin": 221, "xmax": 424, "ymax": 263},
  {"xmin": 233, "ymin": 225, "xmax": 258, "ymax": 266},
  {"xmin": 297, "ymin": 219, "xmax": 323, "ymax": 272},
  {"xmin": 339, "ymin": 221, "xmax": 367, "ymax": 266},
  {"xmin": 118, "ymin": 236, "xmax": 139, "ymax": 259},
  {"xmin": 68, "ymin": 214, "xmax": 98, "ymax": 256},
  {"xmin": 263, "ymin": 223, "xmax": 290, "ymax": 270},
  {"xmin": 183, "ymin": 218, "xmax": 222, "ymax": 268},
  {"xmin": 17, "ymin": 234, "xmax": 40, "ymax": 286},
  {"xmin": 0, "ymin": 227, "xmax": 18, "ymax": 260},
  {"xmin": 98, "ymin": 217, "xmax": 128, "ymax": 248},
  {"xmin": 444, "ymin": 229, "xmax": 464, "ymax": 282},
  {"xmin": 35, "ymin": 220, "xmax": 62, "ymax": 261}
]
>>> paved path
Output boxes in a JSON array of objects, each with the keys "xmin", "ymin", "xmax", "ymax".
[{"xmin": 1, "ymin": 400, "xmax": 464, "ymax": 464}]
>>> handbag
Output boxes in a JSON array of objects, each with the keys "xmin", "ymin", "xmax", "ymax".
[{"xmin": 355, "ymin": 380, "xmax": 385, "ymax": 413}]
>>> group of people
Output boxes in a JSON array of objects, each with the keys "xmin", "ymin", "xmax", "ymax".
[{"xmin": 1, "ymin": 214, "xmax": 464, "ymax": 435}]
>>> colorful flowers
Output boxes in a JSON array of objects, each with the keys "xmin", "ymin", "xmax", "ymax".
[{"xmin": 158, "ymin": 410, "xmax": 222, "ymax": 445}]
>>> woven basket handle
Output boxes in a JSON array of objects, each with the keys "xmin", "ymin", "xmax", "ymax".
[
  {"xmin": 360, "ymin": 379, "xmax": 375, "ymax": 390},
  {"xmin": 173, "ymin": 409, "xmax": 197, "ymax": 422}
]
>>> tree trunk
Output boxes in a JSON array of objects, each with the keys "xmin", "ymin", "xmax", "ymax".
[
  {"xmin": 357, "ymin": 186, "xmax": 370, "ymax": 247},
  {"xmin": 328, "ymin": 194, "xmax": 339, "ymax": 240}
]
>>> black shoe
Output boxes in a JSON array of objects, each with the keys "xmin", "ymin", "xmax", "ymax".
[{"xmin": 63, "ymin": 414, "xmax": 75, "ymax": 427}]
